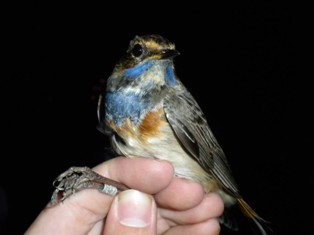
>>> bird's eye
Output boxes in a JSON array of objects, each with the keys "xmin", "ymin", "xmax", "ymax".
[{"xmin": 131, "ymin": 44, "xmax": 143, "ymax": 57}]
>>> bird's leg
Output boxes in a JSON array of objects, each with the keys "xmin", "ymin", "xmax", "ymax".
[{"xmin": 50, "ymin": 166, "xmax": 129, "ymax": 206}]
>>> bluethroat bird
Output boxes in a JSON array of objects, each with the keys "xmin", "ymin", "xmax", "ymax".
[{"xmin": 51, "ymin": 34, "xmax": 270, "ymax": 234}]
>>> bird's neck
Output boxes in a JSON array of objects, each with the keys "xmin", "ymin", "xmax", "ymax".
[{"xmin": 105, "ymin": 60, "xmax": 176, "ymax": 126}]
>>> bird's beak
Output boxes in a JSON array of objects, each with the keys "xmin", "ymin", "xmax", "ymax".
[{"xmin": 160, "ymin": 49, "xmax": 180, "ymax": 59}]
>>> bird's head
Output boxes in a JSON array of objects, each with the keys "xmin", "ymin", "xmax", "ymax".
[{"xmin": 115, "ymin": 34, "xmax": 180, "ymax": 71}]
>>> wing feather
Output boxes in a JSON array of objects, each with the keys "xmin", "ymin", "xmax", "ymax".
[{"xmin": 163, "ymin": 80, "xmax": 240, "ymax": 196}]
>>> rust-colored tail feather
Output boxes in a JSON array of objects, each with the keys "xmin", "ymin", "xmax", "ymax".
[{"xmin": 237, "ymin": 198, "xmax": 272, "ymax": 235}]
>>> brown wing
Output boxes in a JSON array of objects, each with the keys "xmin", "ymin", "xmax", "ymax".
[{"xmin": 163, "ymin": 80, "xmax": 240, "ymax": 196}]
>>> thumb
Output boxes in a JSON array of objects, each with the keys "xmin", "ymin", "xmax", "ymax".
[{"xmin": 104, "ymin": 189, "xmax": 157, "ymax": 235}]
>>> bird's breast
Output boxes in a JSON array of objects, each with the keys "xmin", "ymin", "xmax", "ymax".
[
  {"xmin": 108, "ymin": 107, "xmax": 167, "ymax": 144},
  {"xmin": 108, "ymin": 107, "xmax": 216, "ymax": 191},
  {"xmin": 105, "ymin": 91, "xmax": 157, "ymax": 126}
]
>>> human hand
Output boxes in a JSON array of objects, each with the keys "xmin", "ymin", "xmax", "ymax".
[{"xmin": 25, "ymin": 157, "xmax": 224, "ymax": 235}]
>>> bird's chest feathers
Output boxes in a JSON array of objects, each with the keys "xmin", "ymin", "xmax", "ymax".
[
  {"xmin": 105, "ymin": 91, "xmax": 157, "ymax": 126},
  {"xmin": 105, "ymin": 61, "xmax": 176, "ymax": 126},
  {"xmin": 111, "ymin": 107, "xmax": 167, "ymax": 142}
]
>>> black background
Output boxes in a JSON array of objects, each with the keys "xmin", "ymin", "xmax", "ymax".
[{"xmin": 1, "ymin": 2, "xmax": 313, "ymax": 235}]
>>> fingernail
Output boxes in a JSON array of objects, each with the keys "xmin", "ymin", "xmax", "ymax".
[{"xmin": 117, "ymin": 189, "xmax": 153, "ymax": 228}]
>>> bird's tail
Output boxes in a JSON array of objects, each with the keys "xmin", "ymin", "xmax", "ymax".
[{"xmin": 237, "ymin": 198, "xmax": 273, "ymax": 235}]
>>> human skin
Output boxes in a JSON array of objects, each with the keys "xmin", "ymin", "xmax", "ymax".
[{"xmin": 25, "ymin": 157, "xmax": 224, "ymax": 235}]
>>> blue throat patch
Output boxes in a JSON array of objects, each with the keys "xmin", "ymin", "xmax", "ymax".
[
  {"xmin": 124, "ymin": 61, "xmax": 153, "ymax": 78},
  {"xmin": 165, "ymin": 64, "xmax": 176, "ymax": 86},
  {"xmin": 105, "ymin": 92, "xmax": 152, "ymax": 126},
  {"xmin": 106, "ymin": 61, "xmax": 177, "ymax": 126},
  {"xmin": 124, "ymin": 61, "xmax": 177, "ymax": 87}
]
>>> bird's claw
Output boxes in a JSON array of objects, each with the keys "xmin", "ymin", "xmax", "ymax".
[{"xmin": 50, "ymin": 166, "xmax": 129, "ymax": 206}]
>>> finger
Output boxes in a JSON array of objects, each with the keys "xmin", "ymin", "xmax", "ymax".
[
  {"xmin": 163, "ymin": 218, "xmax": 221, "ymax": 235},
  {"xmin": 94, "ymin": 157, "xmax": 174, "ymax": 194},
  {"xmin": 154, "ymin": 177, "xmax": 204, "ymax": 210},
  {"xmin": 52, "ymin": 157, "xmax": 173, "ymax": 223},
  {"xmin": 103, "ymin": 189, "xmax": 157, "ymax": 235},
  {"xmin": 159, "ymin": 193, "xmax": 224, "ymax": 224}
]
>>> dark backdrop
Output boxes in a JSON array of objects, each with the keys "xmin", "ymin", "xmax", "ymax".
[{"xmin": 1, "ymin": 2, "xmax": 313, "ymax": 235}]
